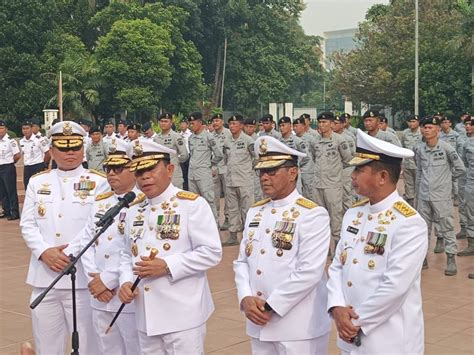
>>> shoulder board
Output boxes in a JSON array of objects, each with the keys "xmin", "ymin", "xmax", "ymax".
[
  {"xmin": 296, "ymin": 197, "xmax": 318, "ymax": 209},
  {"xmin": 129, "ymin": 193, "xmax": 146, "ymax": 207},
  {"xmin": 176, "ymin": 191, "xmax": 199, "ymax": 201},
  {"xmin": 95, "ymin": 191, "xmax": 114, "ymax": 201},
  {"xmin": 251, "ymin": 198, "xmax": 271, "ymax": 207},
  {"xmin": 89, "ymin": 169, "xmax": 106, "ymax": 178},
  {"xmin": 352, "ymin": 198, "xmax": 369, "ymax": 207},
  {"xmin": 31, "ymin": 169, "xmax": 51, "ymax": 179},
  {"xmin": 393, "ymin": 201, "xmax": 417, "ymax": 217}
]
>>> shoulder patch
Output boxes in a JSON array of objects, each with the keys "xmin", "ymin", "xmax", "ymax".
[
  {"xmin": 252, "ymin": 198, "xmax": 271, "ymax": 207},
  {"xmin": 31, "ymin": 169, "xmax": 51, "ymax": 179},
  {"xmin": 95, "ymin": 191, "xmax": 114, "ymax": 201},
  {"xmin": 89, "ymin": 169, "xmax": 106, "ymax": 178},
  {"xmin": 176, "ymin": 191, "xmax": 199, "ymax": 200},
  {"xmin": 352, "ymin": 198, "xmax": 369, "ymax": 207},
  {"xmin": 393, "ymin": 201, "xmax": 417, "ymax": 217},
  {"xmin": 296, "ymin": 197, "xmax": 318, "ymax": 209},
  {"xmin": 130, "ymin": 193, "xmax": 146, "ymax": 207}
]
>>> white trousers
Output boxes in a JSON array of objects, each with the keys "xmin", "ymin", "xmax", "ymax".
[
  {"xmin": 138, "ymin": 323, "xmax": 206, "ymax": 355},
  {"xmin": 30, "ymin": 288, "xmax": 100, "ymax": 355},
  {"xmin": 92, "ymin": 309, "xmax": 140, "ymax": 355},
  {"xmin": 251, "ymin": 332, "xmax": 330, "ymax": 355}
]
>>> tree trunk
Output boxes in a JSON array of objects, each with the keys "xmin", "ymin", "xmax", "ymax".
[{"xmin": 212, "ymin": 44, "xmax": 223, "ymax": 107}]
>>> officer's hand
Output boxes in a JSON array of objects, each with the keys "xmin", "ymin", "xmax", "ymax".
[
  {"xmin": 241, "ymin": 296, "xmax": 272, "ymax": 326},
  {"xmin": 331, "ymin": 306, "xmax": 360, "ymax": 342},
  {"xmin": 88, "ymin": 273, "xmax": 108, "ymax": 298},
  {"xmin": 133, "ymin": 256, "xmax": 168, "ymax": 278},
  {"xmin": 96, "ymin": 289, "xmax": 115, "ymax": 303},
  {"xmin": 118, "ymin": 282, "xmax": 138, "ymax": 304},
  {"xmin": 40, "ymin": 244, "xmax": 70, "ymax": 272}
]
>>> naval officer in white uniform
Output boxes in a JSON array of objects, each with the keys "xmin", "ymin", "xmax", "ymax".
[
  {"xmin": 327, "ymin": 129, "xmax": 428, "ymax": 354},
  {"xmin": 234, "ymin": 136, "xmax": 331, "ymax": 354},
  {"xmin": 118, "ymin": 138, "xmax": 222, "ymax": 354},
  {"xmin": 81, "ymin": 138, "xmax": 141, "ymax": 354},
  {"xmin": 20, "ymin": 121, "xmax": 108, "ymax": 355}
]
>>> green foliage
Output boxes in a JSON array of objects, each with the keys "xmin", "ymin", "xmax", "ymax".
[{"xmin": 332, "ymin": 1, "xmax": 471, "ymax": 115}]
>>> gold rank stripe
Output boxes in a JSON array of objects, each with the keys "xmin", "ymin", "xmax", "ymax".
[
  {"xmin": 393, "ymin": 201, "xmax": 416, "ymax": 217},
  {"xmin": 130, "ymin": 193, "xmax": 146, "ymax": 207},
  {"xmin": 31, "ymin": 169, "xmax": 51, "ymax": 179},
  {"xmin": 252, "ymin": 198, "xmax": 271, "ymax": 207},
  {"xmin": 95, "ymin": 191, "xmax": 114, "ymax": 201},
  {"xmin": 176, "ymin": 191, "xmax": 199, "ymax": 200},
  {"xmin": 352, "ymin": 198, "xmax": 369, "ymax": 207},
  {"xmin": 296, "ymin": 197, "xmax": 318, "ymax": 209}
]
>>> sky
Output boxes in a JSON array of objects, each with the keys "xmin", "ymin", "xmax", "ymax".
[{"xmin": 300, "ymin": 0, "xmax": 390, "ymax": 37}]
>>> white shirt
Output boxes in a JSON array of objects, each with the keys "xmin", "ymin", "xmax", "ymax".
[
  {"xmin": 20, "ymin": 166, "xmax": 108, "ymax": 289},
  {"xmin": 327, "ymin": 190, "xmax": 427, "ymax": 354},
  {"xmin": 180, "ymin": 128, "xmax": 192, "ymax": 153},
  {"xmin": 234, "ymin": 189, "xmax": 331, "ymax": 341},
  {"xmin": 0, "ymin": 134, "xmax": 20, "ymax": 165},
  {"xmin": 20, "ymin": 135, "xmax": 49, "ymax": 166},
  {"xmin": 119, "ymin": 183, "xmax": 222, "ymax": 335}
]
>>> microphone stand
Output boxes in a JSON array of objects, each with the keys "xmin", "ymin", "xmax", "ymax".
[{"xmin": 30, "ymin": 217, "xmax": 116, "ymax": 355}]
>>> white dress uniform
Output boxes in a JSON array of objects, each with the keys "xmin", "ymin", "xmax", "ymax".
[
  {"xmin": 81, "ymin": 188, "xmax": 142, "ymax": 355},
  {"xmin": 119, "ymin": 138, "xmax": 222, "ymax": 354},
  {"xmin": 327, "ymin": 129, "xmax": 428, "ymax": 355},
  {"xmin": 234, "ymin": 136, "xmax": 331, "ymax": 354},
  {"xmin": 20, "ymin": 121, "xmax": 108, "ymax": 355}
]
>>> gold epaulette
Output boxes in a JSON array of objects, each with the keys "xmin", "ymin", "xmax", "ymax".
[
  {"xmin": 129, "ymin": 193, "xmax": 146, "ymax": 207},
  {"xmin": 296, "ymin": 197, "xmax": 318, "ymax": 209},
  {"xmin": 95, "ymin": 191, "xmax": 114, "ymax": 201},
  {"xmin": 393, "ymin": 201, "xmax": 416, "ymax": 217},
  {"xmin": 176, "ymin": 191, "xmax": 199, "ymax": 201},
  {"xmin": 352, "ymin": 198, "xmax": 369, "ymax": 207},
  {"xmin": 89, "ymin": 169, "xmax": 107, "ymax": 178},
  {"xmin": 31, "ymin": 169, "xmax": 51, "ymax": 179},
  {"xmin": 252, "ymin": 198, "xmax": 271, "ymax": 207}
]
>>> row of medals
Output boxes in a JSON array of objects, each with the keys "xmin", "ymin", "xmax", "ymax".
[
  {"xmin": 245, "ymin": 207, "xmax": 301, "ymax": 257},
  {"xmin": 340, "ymin": 209, "xmax": 396, "ymax": 269},
  {"xmin": 131, "ymin": 198, "xmax": 181, "ymax": 257}
]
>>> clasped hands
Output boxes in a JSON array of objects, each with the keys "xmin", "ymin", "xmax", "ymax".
[
  {"xmin": 331, "ymin": 306, "xmax": 361, "ymax": 343},
  {"xmin": 241, "ymin": 296, "xmax": 273, "ymax": 326}
]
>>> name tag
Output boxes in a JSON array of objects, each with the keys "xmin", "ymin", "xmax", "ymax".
[{"xmin": 347, "ymin": 226, "xmax": 359, "ymax": 234}]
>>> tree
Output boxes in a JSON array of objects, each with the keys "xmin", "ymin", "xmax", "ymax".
[
  {"xmin": 94, "ymin": 18, "xmax": 174, "ymax": 117},
  {"xmin": 331, "ymin": 1, "xmax": 471, "ymax": 116}
]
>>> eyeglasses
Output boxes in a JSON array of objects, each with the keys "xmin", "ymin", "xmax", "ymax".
[
  {"xmin": 104, "ymin": 165, "xmax": 127, "ymax": 174},
  {"xmin": 256, "ymin": 167, "xmax": 286, "ymax": 177},
  {"xmin": 55, "ymin": 145, "xmax": 83, "ymax": 152}
]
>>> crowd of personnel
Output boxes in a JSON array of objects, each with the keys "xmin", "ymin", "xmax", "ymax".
[{"xmin": 0, "ymin": 109, "xmax": 472, "ymax": 354}]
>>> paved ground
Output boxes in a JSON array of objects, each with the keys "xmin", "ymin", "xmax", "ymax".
[{"xmin": 0, "ymin": 212, "xmax": 473, "ymax": 355}]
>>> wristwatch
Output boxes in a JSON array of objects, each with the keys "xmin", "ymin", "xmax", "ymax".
[
  {"xmin": 165, "ymin": 265, "xmax": 172, "ymax": 276},
  {"xmin": 263, "ymin": 302, "xmax": 273, "ymax": 312}
]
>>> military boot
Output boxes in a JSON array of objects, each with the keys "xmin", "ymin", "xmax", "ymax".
[
  {"xmin": 456, "ymin": 228, "xmax": 467, "ymax": 240},
  {"xmin": 222, "ymin": 231, "xmax": 239, "ymax": 246},
  {"xmin": 422, "ymin": 258, "xmax": 429, "ymax": 270},
  {"xmin": 468, "ymin": 273, "xmax": 474, "ymax": 279},
  {"xmin": 457, "ymin": 238, "xmax": 474, "ymax": 256},
  {"xmin": 220, "ymin": 217, "xmax": 230, "ymax": 231},
  {"xmin": 434, "ymin": 238, "xmax": 445, "ymax": 254},
  {"xmin": 444, "ymin": 254, "xmax": 457, "ymax": 276}
]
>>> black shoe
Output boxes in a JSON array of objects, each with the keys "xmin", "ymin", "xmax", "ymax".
[
  {"xmin": 7, "ymin": 215, "xmax": 19, "ymax": 221},
  {"xmin": 0, "ymin": 212, "xmax": 9, "ymax": 219}
]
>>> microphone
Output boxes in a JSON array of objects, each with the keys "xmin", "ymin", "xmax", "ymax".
[{"xmin": 96, "ymin": 191, "xmax": 136, "ymax": 227}]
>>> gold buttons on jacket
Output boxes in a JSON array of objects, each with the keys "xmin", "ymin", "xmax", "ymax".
[
  {"xmin": 104, "ymin": 254, "xmax": 110, "ymax": 259},
  {"xmin": 163, "ymin": 243, "xmax": 171, "ymax": 251},
  {"xmin": 257, "ymin": 291, "xmax": 263, "ymax": 296},
  {"xmin": 368, "ymin": 260, "xmax": 375, "ymax": 270},
  {"xmin": 58, "ymin": 214, "xmax": 62, "ymax": 218},
  {"xmin": 347, "ymin": 281, "xmax": 353, "ymax": 287},
  {"xmin": 256, "ymin": 269, "xmax": 262, "ymax": 275},
  {"xmin": 265, "ymin": 228, "xmax": 270, "ymax": 234},
  {"xmin": 271, "ymin": 208, "xmax": 276, "ymax": 214},
  {"xmin": 352, "ymin": 258, "xmax": 358, "ymax": 264},
  {"xmin": 56, "ymin": 233, "xmax": 61, "ymax": 238},
  {"xmin": 144, "ymin": 286, "xmax": 150, "ymax": 292},
  {"xmin": 107, "ymin": 236, "xmax": 113, "ymax": 241},
  {"xmin": 260, "ymin": 249, "xmax": 266, "ymax": 255}
]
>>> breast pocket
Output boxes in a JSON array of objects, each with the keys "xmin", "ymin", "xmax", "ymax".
[
  {"xmin": 72, "ymin": 199, "xmax": 94, "ymax": 221},
  {"xmin": 270, "ymin": 223, "xmax": 298, "ymax": 262},
  {"xmin": 360, "ymin": 253, "xmax": 387, "ymax": 273},
  {"xmin": 243, "ymin": 228, "xmax": 261, "ymax": 260}
]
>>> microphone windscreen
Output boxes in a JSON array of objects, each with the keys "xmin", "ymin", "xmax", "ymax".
[{"xmin": 124, "ymin": 191, "xmax": 136, "ymax": 204}]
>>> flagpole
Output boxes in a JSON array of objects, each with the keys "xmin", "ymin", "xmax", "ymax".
[{"xmin": 59, "ymin": 70, "xmax": 63, "ymax": 121}]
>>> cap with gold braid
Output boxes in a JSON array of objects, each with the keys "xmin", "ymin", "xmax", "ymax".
[
  {"xmin": 104, "ymin": 138, "xmax": 132, "ymax": 166},
  {"xmin": 128, "ymin": 138, "xmax": 176, "ymax": 172},
  {"xmin": 349, "ymin": 129, "xmax": 413, "ymax": 166},
  {"xmin": 254, "ymin": 136, "xmax": 306, "ymax": 169},
  {"xmin": 48, "ymin": 121, "xmax": 86, "ymax": 149}
]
